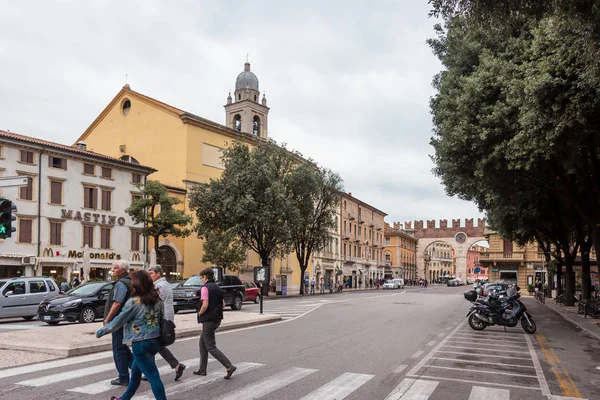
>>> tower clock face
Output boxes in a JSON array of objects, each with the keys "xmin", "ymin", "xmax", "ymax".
[{"xmin": 455, "ymin": 233, "xmax": 467, "ymax": 243}]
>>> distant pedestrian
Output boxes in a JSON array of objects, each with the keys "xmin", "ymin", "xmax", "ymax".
[
  {"xmin": 195, "ymin": 268, "xmax": 236, "ymax": 379},
  {"xmin": 358, "ymin": 279, "xmax": 363, "ymax": 289},
  {"xmin": 60, "ymin": 278, "xmax": 69, "ymax": 293},
  {"xmin": 310, "ymin": 278, "xmax": 315, "ymax": 295},
  {"xmin": 328, "ymin": 278, "xmax": 333, "ymax": 293},
  {"xmin": 376, "ymin": 279, "xmax": 380, "ymax": 289},
  {"xmin": 104, "ymin": 261, "xmax": 133, "ymax": 386},
  {"xmin": 320, "ymin": 278, "xmax": 325, "ymax": 294},
  {"xmin": 148, "ymin": 265, "xmax": 186, "ymax": 381},
  {"xmin": 96, "ymin": 270, "xmax": 167, "ymax": 400},
  {"xmin": 71, "ymin": 275, "xmax": 81, "ymax": 288}
]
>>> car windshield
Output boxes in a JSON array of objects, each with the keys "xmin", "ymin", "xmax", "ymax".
[
  {"xmin": 0, "ymin": 280, "xmax": 7, "ymax": 288},
  {"xmin": 183, "ymin": 275, "xmax": 203, "ymax": 287},
  {"xmin": 65, "ymin": 283, "xmax": 105, "ymax": 296}
]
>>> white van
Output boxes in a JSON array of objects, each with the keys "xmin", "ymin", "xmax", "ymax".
[
  {"xmin": 392, "ymin": 278, "xmax": 405, "ymax": 289},
  {"xmin": 0, "ymin": 277, "xmax": 58, "ymax": 320}
]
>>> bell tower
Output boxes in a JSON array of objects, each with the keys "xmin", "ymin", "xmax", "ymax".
[{"xmin": 224, "ymin": 61, "xmax": 269, "ymax": 138}]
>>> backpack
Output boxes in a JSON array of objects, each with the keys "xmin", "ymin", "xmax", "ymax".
[{"xmin": 158, "ymin": 300, "xmax": 176, "ymax": 347}]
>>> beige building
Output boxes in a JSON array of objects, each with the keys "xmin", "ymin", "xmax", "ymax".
[
  {"xmin": 311, "ymin": 205, "xmax": 342, "ymax": 286},
  {"xmin": 340, "ymin": 193, "xmax": 387, "ymax": 287},
  {"xmin": 383, "ymin": 223, "xmax": 417, "ymax": 280}
]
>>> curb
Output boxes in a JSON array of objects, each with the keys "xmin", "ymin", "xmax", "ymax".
[
  {"xmin": 541, "ymin": 300, "xmax": 600, "ymax": 342},
  {"xmin": 0, "ymin": 315, "xmax": 281, "ymax": 358}
]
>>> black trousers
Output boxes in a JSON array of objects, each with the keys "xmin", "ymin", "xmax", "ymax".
[{"xmin": 199, "ymin": 320, "xmax": 232, "ymax": 372}]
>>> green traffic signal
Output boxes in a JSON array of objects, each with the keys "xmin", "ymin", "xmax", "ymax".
[{"xmin": 0, "ymin": 198, "xmax": 15, "ymax": 239}]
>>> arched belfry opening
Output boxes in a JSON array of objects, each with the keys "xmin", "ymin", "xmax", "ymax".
[{"xmin": 224, "ymin": 60, "xmax": 269, "ymax": 138}]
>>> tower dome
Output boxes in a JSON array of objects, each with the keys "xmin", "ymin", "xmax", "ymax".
[{"xmin": 235, "ymin": 62, "xmax": 259, "ymax": 92}]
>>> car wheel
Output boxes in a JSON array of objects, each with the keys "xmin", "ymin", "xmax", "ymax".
[
  {"xmin": 22, "ymin": 316, "xmax": 35, "ymax": 321},
  {"xmin": 80, "ymin": 307, "xmax": 96, "ymax": 323},
  {"xmin": 231, "ymin": 294, "xmax": 243, "ymax": 310},
  {"xmin": 174, "ymin": 309, "xmax": 179, "ymax": 314},
  {"xmin": 254, "ymin": 294, "xmax": 260, "ymax": 304},
  {"xmin": 45, "ymin": 321, "xmax": 60, "ymax": 326}
]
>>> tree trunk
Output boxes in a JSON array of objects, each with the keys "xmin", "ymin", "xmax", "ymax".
[
  {"xmin": 581, "ymin": 251, "xmax": 591, "ymax": 300},
  {"xmin": 564, "ymin": 262, "xmax": 576, "ymax": 306},
  {"xmin": 260, "ymin": 253, "xmax": 270, "ymax": 267},
  {"xmin": 299, "ymin": 265, "xmax": 307, "ymax": 295},
  {"xmin": 556, "ymin": 262, "xmax": 563, "ymax": 296}
]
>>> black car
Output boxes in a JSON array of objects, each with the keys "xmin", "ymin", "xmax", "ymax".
[
  {"xmin": 37, "ymin": 282, "xmax": 113, "ymax": 325},
  {"xmin": 173, "ymin": 274, "xmax": 246, "ymax": 313}
]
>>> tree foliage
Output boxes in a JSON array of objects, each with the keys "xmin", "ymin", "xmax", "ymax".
[
  {"xmin": 125, "ymin": 180, "xmax": 193, "ymax": 259},
  {"xmin": 201, "ymin": 229, "xmax": 247, "ymax": 273}
]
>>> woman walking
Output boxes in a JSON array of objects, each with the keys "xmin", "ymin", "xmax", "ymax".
[{"xmin": 96, "ymin": 270, "xmax": 167, "ymax": 400}]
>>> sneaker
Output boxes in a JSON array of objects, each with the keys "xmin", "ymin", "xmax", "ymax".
[
  {"xmin": 224, "ymin": 365, "xmax": 236, "ymax": 379},
  {"xmin": 175, "ymin": 363, "xmax": 186, "ymax": 381},
  {"xmin": 110, "ymin": 396, "xmax": 121, "ymax": 400},
  {"xmin": 110, "ymin": 378, "xmax": 128, "ymax": 386}
]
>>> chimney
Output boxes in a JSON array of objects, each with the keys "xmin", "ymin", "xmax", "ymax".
[{"xmin": 76, "ymin": 141, "xmax": 87, "ymax": 151}]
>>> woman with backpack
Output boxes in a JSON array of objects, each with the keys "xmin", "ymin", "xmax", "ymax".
[{"xmin": 96, "ymin": 270, "xmax": 167, "ymax": 400}]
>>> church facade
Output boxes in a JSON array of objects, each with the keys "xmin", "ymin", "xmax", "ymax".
[{"xmin": 75, "ymin": 62, "xmax": 306, "ymax": 291}]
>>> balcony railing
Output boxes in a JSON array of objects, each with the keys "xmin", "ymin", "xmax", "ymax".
[
  {"xmin": 480, "ymin": 252, "xmax": 525, "ymax": 261},
  {"xmin": 373, "ymin": 240, "xmax": 382, "ymax": 248},
  {"xmin": 355, "ymin": 234, "xmax": 361, "ymax": 242},
  {"xmin": 314, "ymin": 251, "xmax": 336, "ymax": 260},
  {"xmin": 359, "ymin": 215, "xmax": 366, "ymax": 224},
  {"xmin": 343, "ymin": 230, "xmax": 352, "ymax": 239},
  {"xmin": 369, "ymin": 220, "xmax": 375, "ymax": 227},
  {"xmin": 348, "ymin": 211, "xmax": 356, "ymax": 220},
  {"xmin": 376, "ymin": 223, "xmax": 382, "ymax": 231}
]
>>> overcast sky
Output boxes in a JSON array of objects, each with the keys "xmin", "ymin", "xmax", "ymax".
[{"xmin": 0, "ymin": 0, "xmax": 484, "ymax": 225}]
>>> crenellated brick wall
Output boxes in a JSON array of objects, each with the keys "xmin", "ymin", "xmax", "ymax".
[{"xmin": 400, "ymin": 218, "xmax": 486, "ymax": 239}]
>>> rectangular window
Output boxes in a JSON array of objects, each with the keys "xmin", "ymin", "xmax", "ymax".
[
  {"xmin": 83, "ymin": 163, "xmax": 95, "ymax": 175},
  {"xmin": 131, "ymin": 193, "xmax": 142, "ymax": 205},
  {"xmin": 83, "ymin": 186, "xmax": 97, "ymax": 209},
  {"xmin": 83, "ymin": 225, "xmax": 94, "ymax": 247},
  {"xmin": 101, "ymin": 189, "xmax": 112, "ymax": 211},
  {"xmin": 132, "ymin": 173, "xmax": 142, "ymax": 184},
  {"xmin": 503, "ymin": 240, "xmax": 513, "ymax": 253},
  {"xmin": 101, "ymin": 167, "xmax": 112, "ymax": 179},
  {"xmin": 101, "ymin": 227, "xmax": 111, "ymax": 249},
  {"xmin": 19, "ymin": 219, "xmax": 33, "ymax": 243},
  {"xmin": 49, "ymin": 221, "xmax": 62, "ymax": 245},
  {"xmin": 19, "ymin": 177, "xmax": 33, "ymax": 200},
  {"xmin": 50, "ymin": 181, "xmax": 62, "ymax": 205},
  {"xmin": 131, "ymin": 231, "xmax": 141, "ymax": 251},
  {"xmin": 49, "ymin": 156, "xmax": 67, "ymax": 170},
  {"xmin": 20, "ymin": 150, "xmax": 34, "ymax": 164}
]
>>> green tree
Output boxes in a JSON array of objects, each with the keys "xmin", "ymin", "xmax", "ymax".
[
  {"xmin": 202, "ymin": 229, "xmax": 247, "ymax": 273},
  {"xmin": 286, "ymin": 165, "xmax": 343, "ymax": 294},
  {"xmin": 125, "ymin": 180, "xmax": 193, "ymax": 263},
  {"xmin": 189, "ymin": 140, "xmax": 296, "ymax": 267}
]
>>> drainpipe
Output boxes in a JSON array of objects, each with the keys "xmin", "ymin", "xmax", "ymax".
[
  {"xmin": 143, "ymin": 174, "xmax": 148, "ymax": 268},
  {"xmin": 36, "ymin": 148, "xmax": 46, "ymax": 276}
]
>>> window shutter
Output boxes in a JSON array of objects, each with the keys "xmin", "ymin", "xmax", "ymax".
[
  {"xmin": 84, "ymin": 187, "xmax": 89, "ymax": 208},
  {"xmin": 92, "ymin": 189, "xmax": 97, "ymax": 209},
  {"xmin": 48, "ymin": 156, "xmax": 52, "ymax": 168},
  {"xmin": 62, "ymin": 159, "xmax": 67, "ymax": 170},
  {"xmin": 57, "ymin": 223, "xmax": 62, "ymax": 245},
  {"xmin": 50, "ymin": 223, "xmax": 56, "ymax": 245},
  {"xmin": 51, "ymin": 182, "xmax": 61, "ymax": 204}
]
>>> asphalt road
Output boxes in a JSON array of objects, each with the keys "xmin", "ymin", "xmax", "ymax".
[{"xmin": 0, "ymin": 285, "xmax": 598, "ymax": 400}]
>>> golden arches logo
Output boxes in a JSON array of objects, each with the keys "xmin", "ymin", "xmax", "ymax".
[
  {"xmin": 131, "ymin": 253, "xmax": 141, "ymax": 261},
  {"xmin": 42, "ymin": 248, "xmax": 54, "ymax": 257}
]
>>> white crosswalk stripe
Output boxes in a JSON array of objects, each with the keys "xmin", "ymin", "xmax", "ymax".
[
  {"xmin": 469, "ymin": 385, "xmax": 510, "ymax": 400},
  {"xmin": 214, "ymin": 367, "xmax": 318, "ymax": 400},
  {"xmin": 385, "ymin": 378, "xmax": 439, "ymax": 400},
  {"xmin": 17, "ymin": 361, "xmax": 117, "ymax": 387},
  {"xmin": 259, "ymin": 304, "xmax": 322, "ymax": 320},
  {"xmin": 299, "ymin": 372, "xmax": 373, "ymax": 400}
]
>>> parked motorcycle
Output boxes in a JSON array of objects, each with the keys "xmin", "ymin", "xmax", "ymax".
[{"xmin": 464, "ymin": 285, "xmax": 537, "ymax": 334}]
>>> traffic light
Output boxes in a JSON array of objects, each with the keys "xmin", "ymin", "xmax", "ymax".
[{"xmin": 0, "ymin": 198, "xmax": 16, "ymax": 239}]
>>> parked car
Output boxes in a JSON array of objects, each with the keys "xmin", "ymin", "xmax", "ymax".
[
  {"xmin": 0, "ymin": 277, "xmax": 59, "ymax": 320},
  {"xmin": 172, "ymin": 274, "xmax": 246, "ymax": 312},
  {"xmin": 383, "ymin": 280, "xmax": 398, "ymax": 290},
  {"xmin": 242, "ymin": 281, "xmax": 260, "ymax": 303},
  {"xmin": 392, "ymin": 278, "xmax": 405, "ymax": 289},
  {"xmin": 37, "ymin": 282, "xmax": 113, "ymax": 325},
  {"xmin": 169, "ymin": 280, "xmax": 185, "ymax": 289}
]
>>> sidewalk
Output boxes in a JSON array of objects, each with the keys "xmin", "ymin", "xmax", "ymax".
[
  {"xmin": 536, "ymin": 296, "xmax": 600, "ymax": 342},
  {"xmin": 0, "ymin": 311, "xmax": 280, "ymax": 357}
]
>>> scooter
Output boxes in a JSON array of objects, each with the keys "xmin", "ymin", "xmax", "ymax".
[{"xmin": 464, "ymin": 286, "xmax": 537, "ymax": 334}]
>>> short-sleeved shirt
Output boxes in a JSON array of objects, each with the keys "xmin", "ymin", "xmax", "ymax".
[
  {"xmin": 113, "ymin": 281, "xmax": 128, "ymax": 304},
  {"xmin": 200, "ymin": 286, "xmax": 209, "ymax": 301}
]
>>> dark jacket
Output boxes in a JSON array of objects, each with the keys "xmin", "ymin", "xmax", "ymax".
[
  {"xmin": 197, "ymin": 279, "xmax": 224, "ymax": 323},
  {"xmin": 104, "ymin": 274, "xmax": 132, "ymax": 318}
]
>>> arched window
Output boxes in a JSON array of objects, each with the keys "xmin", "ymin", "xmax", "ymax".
[
  {"xmin": 233, "ymin": 114, "xmax": 241, "ymax": 132},
  {"xmin": 253, "ymin": 116, "xmax": 261, "ymax": 136}
]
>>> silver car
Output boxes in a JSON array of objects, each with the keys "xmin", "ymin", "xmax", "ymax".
[{"xmin": 0, "ymin": 277, "xmax": 59, "ymax": 320}]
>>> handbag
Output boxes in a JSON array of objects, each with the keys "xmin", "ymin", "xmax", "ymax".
[{"xmin": 158, "ymin": 300, "xmax": 176, "ymax": 347}]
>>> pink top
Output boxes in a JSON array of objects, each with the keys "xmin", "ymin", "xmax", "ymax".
[{"xmin": 200, "ymin": 286, "xmax": 209, "ymax": 301}]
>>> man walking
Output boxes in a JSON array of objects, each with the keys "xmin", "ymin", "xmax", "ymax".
[
  {"xmin": 194, "ymin": 268, "xmax": 236, "ymax": 379},
  {"xmin": 104, "ymin": 260, "xmax": 133, "ymax": 386},
  {"xmin": 148, "ymin": 265, "xmax": 186, "ymax": 381}
]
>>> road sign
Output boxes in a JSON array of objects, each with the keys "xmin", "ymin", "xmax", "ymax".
[
  {"xmin": 0, "ymin": 176, "xmax": 29, "ymax": 188},
  {"xmin": 474, "ymin": 267, "xmax": 481, "ymax": 273}
]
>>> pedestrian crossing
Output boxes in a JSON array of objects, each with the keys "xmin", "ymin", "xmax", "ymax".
[
  {"xmin": 0, "ymin": 352, "xmax": 563, "ymax": 399},
  {"xmin": 247, "ymin": 302, "xmax": 323, "ymax": 320}
]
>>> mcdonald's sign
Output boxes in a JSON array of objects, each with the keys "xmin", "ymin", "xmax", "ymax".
[{"xmin": 131, "ymin": 253, "xmax": 141, "ymax": 262}]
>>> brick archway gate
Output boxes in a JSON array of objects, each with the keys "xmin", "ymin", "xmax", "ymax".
[{"xmin": 404, "ymin": 218, "xmax": 486, "ymax": 281}]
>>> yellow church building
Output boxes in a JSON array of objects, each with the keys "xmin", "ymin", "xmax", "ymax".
[{"xmin": 75, "ymin": 62, "xmax": 305, "ymax": 293}]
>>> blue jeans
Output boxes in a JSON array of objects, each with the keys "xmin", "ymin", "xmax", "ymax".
[
  {"xmin": 121, "ymin": 339, "xmax": 166, "ymax": 400},
  {"xmin": 112, "ymin": 327, "xmax": 133, "ymax": 383}
]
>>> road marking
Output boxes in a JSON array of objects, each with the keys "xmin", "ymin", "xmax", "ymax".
[
  {"xmin": 299, "ymin": 372, "xmax": 373, "ymax": 400},
  {"xmin": 434, "ymin": 357, "xmax": 535, "ymax": 369},
  {"xmin": 437, "ymin": 350, "xmax": 532, "ymax": 361},
  {"xmin": 452, "ymin": 335, "xmax": 527, "ymax": 344},
  {"xmin": 449, "ymin": 340, "xmax": 528, "ymax": 349},
  {"xmin": 0, "ymin": 324, "xmax": 45, "ymax": 330},
  {"xmin": 444, "ymin": 327, "xmax": 452, "ymax": 331},
  {"xmin": 437, "ymin": 333, "xmax": 445, "ymax": 338},
  {"xmin": 214, "ymin": 367, "xmax": 318, "ymax": 400},
  {"xmin": 535, "ymin": 333, "xmax": 581, "ymax": 398},
  {"xmin": 525, "ymin": 333, "xmax": 551, "ymax": 397},
  {"xmin": 444, "ymin": 345, "xmax": 527, "ymax": 354},
  {"xmin": 0, "ymin": 351, "xmax": 111, "ymax": 379},
  {"xmin": 384, "ymin": 378, "xmax": 438, "ymax": 400},
  {"xmin": 68, "ymin": 357, "xmax": 202, "ymax": 394},
  {"xmin": 393, "ymin": 364, "xmax": 408, "ymax": 373},
  {"xmin": 413, "ymin": 375, "xmax": 541, "ymax": 390},
  {"xmin": 422, "ymin": 364, "xmax": 537, "ymax": 378},
  {"xmin": 133, "ymin": 362, "xmax": 264, "ymax": 400},
  {"xmin": 17, "ymin": 361, "xmax": 116, "ymax": 387},
  {"xmin": 426, "ymin": 340, "xmax": 436, "ymax": 347},
  {"xmin": 411, "ymin": 351, "xmax": 424, "ymax": 358},
  {"xmin": 469, "ymin": 385, "xmax": 510, "ymax": 400}
]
